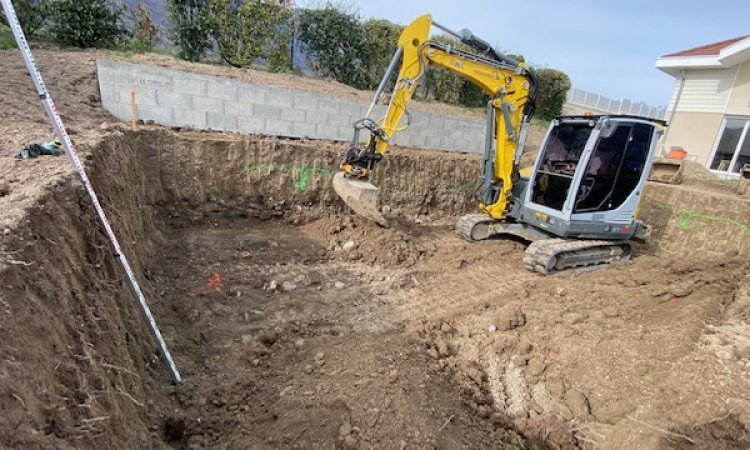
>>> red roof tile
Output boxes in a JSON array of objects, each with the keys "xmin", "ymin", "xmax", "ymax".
[{"xmin": 662, "ymin": 35, "xmax": 750, "ymax": 58}]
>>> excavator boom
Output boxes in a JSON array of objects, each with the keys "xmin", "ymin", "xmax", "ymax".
[{"xmin": 333, "ymin": 15, "xmax": 536, "ymax": 224}]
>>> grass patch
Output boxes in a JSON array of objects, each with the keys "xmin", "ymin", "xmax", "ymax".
[
  {"xmin": 0, "ymin": 25, "xmax": 16, "ymax": 50},
  {"xmin": 531, "ymin": 116, "xmax": 551, "ymax": 130}
]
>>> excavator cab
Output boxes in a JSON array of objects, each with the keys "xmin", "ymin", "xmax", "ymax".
[{"xmin": 512, "ymin": 115, "xmax": 665, "ymax": 241}]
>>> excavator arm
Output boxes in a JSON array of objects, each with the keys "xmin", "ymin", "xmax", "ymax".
[{"xmin": 334, "ymin": 14, "xmax": 537, "ymax": 224}]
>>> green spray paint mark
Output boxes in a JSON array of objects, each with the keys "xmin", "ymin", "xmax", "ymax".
[
  {"xmin": 654, "ymin": 202, "xmax": 750, "ymax": 237},
  {"xmin": 676, "ymin": 209, "xmax": 750, "ymax": 236},
  {"xmin": 244, "ymin": 164, "xmax": 335, "ymax": 191}
]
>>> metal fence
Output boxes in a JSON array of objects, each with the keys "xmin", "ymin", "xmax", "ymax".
[{"xmin": 566, "ymin": 86, "xmax": 666, "ymax": 120}]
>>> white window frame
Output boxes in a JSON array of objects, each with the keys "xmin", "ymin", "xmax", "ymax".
[{"xmin": 707, "ymin": 115, "xmax": 750, "ymax": 178}]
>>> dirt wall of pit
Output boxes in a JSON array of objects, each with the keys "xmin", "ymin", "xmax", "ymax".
[
  {"xmin": 118, "ymin": 129, "xmax": 482, "ymax": 219},
  {"xmin": 640, "ymin": 183, "xmax": 750, "ymax": 257}
]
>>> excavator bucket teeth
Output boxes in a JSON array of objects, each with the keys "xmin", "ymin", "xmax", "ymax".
[
  {"xmin": 649, "ymin": 157, "xmax": 684, "ymax": 185},
  {"xmin": 333, "ymin": 172, "xmax": 389, "ymax": 227}
]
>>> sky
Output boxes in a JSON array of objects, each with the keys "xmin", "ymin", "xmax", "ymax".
[{"xmin": 300, "ymin": 0, "xmax": 750, "ymax": 106}]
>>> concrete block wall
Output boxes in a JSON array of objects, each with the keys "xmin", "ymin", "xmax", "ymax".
[{"xmin": 97, "ymin": 59, "xmax": 486, "ymax": 153}]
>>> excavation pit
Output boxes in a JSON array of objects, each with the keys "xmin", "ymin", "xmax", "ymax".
[{"xmin": 2, "ymin": 128, "xmax": 750, "ymax": 449}]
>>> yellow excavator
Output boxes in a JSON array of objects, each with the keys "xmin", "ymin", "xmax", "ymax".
[{"xmin": 333, "ymin": 15, "xmax": 666, "ymax": 275}]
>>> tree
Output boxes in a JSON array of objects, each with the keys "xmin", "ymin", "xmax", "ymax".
[
  {"xmin": 49, "ymin": 0, "xmax": 127, "ymax": 48},
  {"xmin": 209, "ymin": 0, "xmax": 291, "ymax": 68},
  {"xmin": 131, "ymin": 4, "xmax": 159, "ymax": 51},
  {"xmin": 297, "ymin": 7, "xmax": 371, "ymax": 89},
  {"xmin": 362, "ymin": 18, "xmax": 403, "ymax": 88},
  {"xmin": 0, "ymin": 0, "xmax": 51, "ymax": 37},
  {"xmin": 168, "ymin": 0, "xmax": 213, "ymax": 62},
  {"xmin": 531, "ymin": 67, "xmax": 571, "ymax": 120}
]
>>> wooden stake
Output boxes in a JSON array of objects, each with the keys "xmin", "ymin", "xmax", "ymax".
[{"xmin": 130, "ymin": 90, "xmax": 137, "ymax": 130}]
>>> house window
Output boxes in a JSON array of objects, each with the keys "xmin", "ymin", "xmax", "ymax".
[{"xmin": 710, "ymin": 117, "xmax": 750, "ymax": 174}]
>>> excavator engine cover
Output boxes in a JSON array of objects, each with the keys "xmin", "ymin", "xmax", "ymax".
[{"xmin": 333, "ymin": 173, "xmax": 388, "ymax": 227}]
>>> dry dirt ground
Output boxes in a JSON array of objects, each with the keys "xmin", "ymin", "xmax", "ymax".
[{"xmin": 1, "ymin": 45, "xmax": 750, "ymax": 450}]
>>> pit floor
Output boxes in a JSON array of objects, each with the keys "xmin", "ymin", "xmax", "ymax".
[{"xmin": 146, "ymin": 216, "xmax": 750, "ymax": 449}]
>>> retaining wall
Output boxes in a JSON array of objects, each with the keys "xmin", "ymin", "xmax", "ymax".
[{"xmin": 96, "ymin": 59, "xmax": 486, "ymax": 153}]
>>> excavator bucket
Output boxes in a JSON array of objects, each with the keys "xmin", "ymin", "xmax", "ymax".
[
  {"xmin": 649, "ymin": 157, "xmax": 684, "ymax": 185},
  {"xmin": 333, "ymin": 172, "xmax": 389, "ymax": 227}
]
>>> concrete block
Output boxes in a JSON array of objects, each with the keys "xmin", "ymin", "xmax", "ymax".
[
  {"xmin": 283, "ymin": 108, "xmax": 307, "ymax": 123},
  {"xmin": 439, "ymin": 137, "xmax": 456, "ymax": 151},
  {"xmin": 265, "ymin": 89, "xmax": 294, "ymax": 107},
  {"xmin": 97, "ymin": 68, "xmax": 117, "ymax": 86},
  {"xmin": 100, "ymin": 87, "xmax": 118, "ymax": 104},
  {"xmin": 207, "ymin": 82, "xmax": 238, "ymax": 100},
  {"xmin": 193, "ymin": 96, "xmax": 225, "ymax": 113},
  {"xmin": 337, "ymin": 126, "xmax": 353, "ymax": 140},
  {"xmin": 131, "ymin": 87, "xmax": 158, "ymax": 107},
  {"xmin": 317, "ymin": 99, "xmax": 341, "ymax": 114},
  {"xmin": 293, "ymin": 92, "xmax": 320, "ymax": 110},
  {"xmin": 173, "ymin": 77, "xmax": 207, "ymax": 95},
  {"xmin": 224, "ymin": 100, "xmax": 253, "ymax": 116},
  {"xmin": 237, "ymin": 87, "xmax": 267, "ymax": 104},
  {"xmin": 428, "ymin": 117, "xmax": 447, "ymax": 130},
  {"xmin": 337, "ymin": 101, "xmax": 362, "ymax": 116},
  {"xmin": 174, "ymin": 109, "xmax": 207, "ymax": 128},
  {"xmin": 106, "ymin": 102, "xmax": 130, "ymax": 122},
  {"xmin": 253, "ymin": 103, "xmax": 283, "ymax": 119},
  {"xmin": 265, "ymin": 119, "xmax": 293, "ymax": 136},
  {"xmin": 207, "ymin": 112, "xmax": 234, "ymax": 131},
  {"xmin": 316, "ymin": 124, "xmax": 340, "ymax": 140},
  {"xmin": 157, "ymin": 91, "xmax": 193, "ymax": 110},
  {"xmin": 292, "ymin": 121, "xmax": 316, "ymax": 138},
  {"xmin": 425, "ymin": 136, "xmax": 442, "ymax": 149},
  {"xmin": 138, "ymin": 105, "xmax": 174, "ymax": 125},
  {"xmin": 395, "ymin": 135, "xmax": 411, "ymax": 147},
  {"xmin": 409, "ymin": 135, "xmax": 426, "ymax": 148},
  {"xmin": 113, "ymin": 70, "xmax": 136, "ymax": 86},
  {"xmin": 136, "ymin": 73, "xmax": 173, "ymax": 89},
  {"xmin": 238, "ymin": 115, "xmax": 266, "ymax": 134}
]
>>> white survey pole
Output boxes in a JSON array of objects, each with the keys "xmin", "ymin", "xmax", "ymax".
[{"xmin": 1, "ymin": 0, "xmax": 181, "ymax": 384}]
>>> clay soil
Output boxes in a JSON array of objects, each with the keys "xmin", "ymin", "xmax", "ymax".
[{"xmin": 1, "ymin": 46, "xmax": 750, "ymax": 450}]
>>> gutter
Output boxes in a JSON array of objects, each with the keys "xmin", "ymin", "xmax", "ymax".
[{"xmin": 659, "ymin": 69, "xmax": 685, "ymax": 156}]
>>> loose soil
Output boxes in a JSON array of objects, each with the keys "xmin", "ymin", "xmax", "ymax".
[{"xmin": 1, "ymin": 45, "xmax": 750, "ymax": 450}]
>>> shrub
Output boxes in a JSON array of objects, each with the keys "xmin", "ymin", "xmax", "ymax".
[
  {"xmin": 168, "ymin": 0, "xmax": 213, "ymax": 62},
  {"xmin": 531, "ymin": 67, "xmax": 571, "ymax": 120},
  {"xmin": 49, "ymin": 0, "xmax": 127, "ymax": 48},
  {"xmin": 297, "ymin": 7, "xmax": 371, "ymax": 89},
  {"xmin": 362, "ymin": 18, "xmax": 403, "ymax": 88},
  {"xmin": 209, "ymin": 0, "xmax": 291, "ymax": 68},
  {"xmin": 0, "ymin": 0, "xmax": 52, "ymax": 37}
]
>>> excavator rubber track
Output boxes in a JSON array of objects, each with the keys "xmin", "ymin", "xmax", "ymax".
[
  {"xmin": 522, "ymin": 238, "xmax": 631, "ymax": 275},
  {"xmin": 456, "ymin": 214, "xmax": 496, "ymax": 241}
]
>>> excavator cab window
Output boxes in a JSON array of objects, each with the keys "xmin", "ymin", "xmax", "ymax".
[
  {"xmin": 574, "ymin": 123, "xmax": 653, "ymax": 212},
  {"xmin": 532, "ymin": 122, "xmax": 593, "ymax": 210}
]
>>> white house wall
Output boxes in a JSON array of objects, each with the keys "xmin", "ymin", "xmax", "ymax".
[
  {"xmin": 666, "ymin": 67, "xmax": 737, "ymax": 113},
  {"xmin": 726, "ymin": 61, "xmax": 750, "ymax": 116}
]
